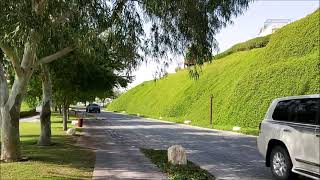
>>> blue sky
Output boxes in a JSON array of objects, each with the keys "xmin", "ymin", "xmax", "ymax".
[{"xmin": 128, "ymin": 0, "xmax": 319, "ymax": 89}]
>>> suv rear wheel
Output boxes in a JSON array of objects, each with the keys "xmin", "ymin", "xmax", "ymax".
[{"xmin": 270, "ymin": 146, "xmax": 294, "ymax": 180}]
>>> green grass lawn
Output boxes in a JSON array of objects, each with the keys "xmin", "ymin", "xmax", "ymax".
[
  {"xmin": 108, "ymin": 10, "xmax": 319, "ymax": 136},
  {"xmin": 0, "ymin": 113, "xmax": 95, "ymax": 180},
  {"xmin": 141, "ymin": 149, "xmax": 215, "ymax": 180},
  {"xmin": 21, "ymin": 101, "xmax": 33, "ymax": 111}
]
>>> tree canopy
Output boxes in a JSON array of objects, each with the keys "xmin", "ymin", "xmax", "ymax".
[{"xmin": 1, "ymin": 0, "xmax": 251, "ymax": 67}]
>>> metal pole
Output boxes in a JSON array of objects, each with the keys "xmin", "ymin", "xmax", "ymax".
[{"xmin": 210, "ymin": 94, "xmax": 213, "ymax": 128}]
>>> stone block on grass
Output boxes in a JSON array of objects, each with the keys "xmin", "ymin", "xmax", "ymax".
[
  {"xmin": 66, "ymin": 128, "xmax": 76, "ymax": 136},
  {"xmin": 168, "ymin": 145, "xmax": 187, "ymax": 165}
]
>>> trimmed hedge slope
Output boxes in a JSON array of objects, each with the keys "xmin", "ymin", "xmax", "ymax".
[
  {"xmin": 214, "ymin": 35, "xmax": 271, "ymax": 60},
  {"xmin": 108, "ymin": 10, "xmax": 320, "ymax": 134}
]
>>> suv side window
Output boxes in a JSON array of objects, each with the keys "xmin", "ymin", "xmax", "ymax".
[
  {"xmin": 272, "ymin": 98, "xmax": 320, "ymax": 125},
  {"xmin": 272, "ymin": 100, "xmax": 297, "ymax": 122},
  {"xmin": 294, "ymin": 98, "xmax": 319, "ymax": 125}
]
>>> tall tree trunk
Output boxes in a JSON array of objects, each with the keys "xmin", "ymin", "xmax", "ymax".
[
  {"xmin": 0, "ymin": 62, "xmax": 10, "ymax": 159},
  {"xmin": 62, "ymin": 103, "xmax": 68, "ymax": 131},
  {"xmin": 1, "ymin": 103, "xmax": 20, "ymax": 162},
  {"xmin": 0, "ymin": 61, "xmax": 7, "ymax": 129},
  {"xmin": 0, "ymin": 74, "xmax": 33, "ymax": 161},
  {"xmin": 0, "ymin": 43, "xmax": 35, "ymax": 162},
  {"xmin": 38, "ymin": 64, "xmax": 52, "ymax": 145},
  {"xmin": 67, "ymin": 104, "xmax": 70, "ymax": 120}
]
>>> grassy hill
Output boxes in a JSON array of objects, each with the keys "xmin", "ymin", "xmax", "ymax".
[{"xmin": 108, "ymin": 10, "xmax": 320, "ymax": 135}]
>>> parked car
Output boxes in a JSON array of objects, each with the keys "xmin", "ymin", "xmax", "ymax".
[
  {"xmin": 257, "ymin": 94, "xmax": 320, "ymax": 180},
  {"xmin": 86, "ymin": 104, "xmax": 101, "ymax": 113}
]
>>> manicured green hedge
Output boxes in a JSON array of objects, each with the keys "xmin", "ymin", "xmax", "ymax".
[
  {"xmin": 20, "ymin": 109, "xmax": 39, "ymax": 118},
  {"xmin": 265, "ymin": 9, "xmax": 320, "ymax": 60},
  {"xmin": 108, "ymin": 10, "xmax": 319, "ymax": 134},
  {"xmin": 214, "ymin": 35, "xmax": 271, "ymax": 60}
]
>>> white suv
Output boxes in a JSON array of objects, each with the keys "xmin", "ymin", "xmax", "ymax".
[{"xmin": 257, "ymin": 94, "xmax": 320, "ymax": 180}]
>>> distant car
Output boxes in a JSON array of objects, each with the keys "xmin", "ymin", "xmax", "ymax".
[
  {"xmin": 257, "ymin": 94, "xmax": 320, "ymax": 180},
  {"xmin": 86, "ymin": 104, "xmax": 101, "ymax": 113}
]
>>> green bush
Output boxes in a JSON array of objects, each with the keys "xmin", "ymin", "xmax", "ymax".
[
  {"xmin": 21, "ymin": 101, "xmax": 33, "ymax": 111},
  {"xmin": 108, "ymin": 10, "xmax": 319, "ymax": 134}
]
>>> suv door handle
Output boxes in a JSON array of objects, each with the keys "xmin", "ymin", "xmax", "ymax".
[
  {"xmin": 283, "ymin": 129, "xmax": 291, "ymax": 132},
  {"xmin": 316, "ymin": 134, "xmax": 320, "ymax": 137}
]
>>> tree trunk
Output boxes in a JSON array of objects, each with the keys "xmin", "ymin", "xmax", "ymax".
[
  {"xmin": 62, "ymin": 103, "xmax": 68, "ymax": 131},
  {"xmin": 1, "ymin": 105, "xmax": 21, "ymax": 162},
  {"xmin": 0, "ymin": 61, "xmax": 7, "ymax": 129},
  {"xmin": 0, "ymin": 42, "xmax": 35, "ymax": 162},
  {"xmin": 0, "ymin": 72, "xmax": 33, "ymax": 161},
  {"xmin": 59, "ymin": 105, "xmax": 62, "ymax": 114},
  {"xmin": 0, "ymin": 62, "xmax": 14, "ymax": 161},
  {"xmin": 67, "ymin": 104, "xmax": 70, "ymax": 120},
  {"xmin": 38, "ymin": 64, "xmax": 52, "ymax": 146}
]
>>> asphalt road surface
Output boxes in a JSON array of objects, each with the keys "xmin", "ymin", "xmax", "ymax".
[{"xmin": 94, "ymin": 111, "xmax": 275, "ymax": 180}]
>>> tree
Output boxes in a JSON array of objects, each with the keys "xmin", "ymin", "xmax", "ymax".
[
  {"xmin": 0, "ymin": 0, "xmax": 97, "ymax": 161},
  {"xmin": 50, "ymin": 40, "xmax": 131, "ymax": 131},
  {"xmin": 38, "ymin": 64, "xmax": 52, "ymax": 145},
  {"xmin": 1, "ymin": 0, "xmax": 250, "ymax": 162}
]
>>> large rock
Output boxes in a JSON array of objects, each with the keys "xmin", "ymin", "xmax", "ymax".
[
  {"xmin": 168, "ymin": 145, "xmax": 187, "ymax": 165},
  {"xmin": 66, "ymin": 128, "xmax": 76, "ymax": 136}
]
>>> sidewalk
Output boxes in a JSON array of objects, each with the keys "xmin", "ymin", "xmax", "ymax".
[
  {"xmin": 20, "ymin": 115, "xmax": 40, "ymax": 122},
  {"xmin": 80, "ymin": 119, "xmax": 167, "ymax": 180}
]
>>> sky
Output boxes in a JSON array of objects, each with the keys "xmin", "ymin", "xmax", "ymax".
[{"xmin": 127, "ymin": 0, "xmax": 319, "ymax": 90}]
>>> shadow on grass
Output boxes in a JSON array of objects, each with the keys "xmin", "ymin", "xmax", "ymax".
[
  {"xmin": 51, "ymin": 120, "xmax": 76, "ymax": 124},
  {"xmin": 42, "ymin": 174, "xmax": 93, "ymax": 180},
  {"xmin": 21, "ymin": 136, "xmax": 93, "ymax": 166},
  {"xmin": 0, "ymin": 134, "xmax": 95, "ymax": 179}
]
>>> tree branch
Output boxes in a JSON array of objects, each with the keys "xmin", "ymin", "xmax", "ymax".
[
  {"xmin": 53, "ymin": 12, "xmax": 71, "ymax": 26},
  {"xmin": 0, "ymin": 44, "xmax": 23, "ymax": 77},
  {"xmin": 108, "ymin": 0, "xmax": 127, "ymax": 26},
  {"xmin": 39, "ymin": 47, "xmax": 74, "ymax": 64},
  {"xmin": 32, "ymin": 0, "xmax": 47, "ymax": 15}
]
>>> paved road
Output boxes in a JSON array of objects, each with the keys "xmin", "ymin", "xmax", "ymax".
[{"xmin": 96, "ymin": 111, "xmax": 273, "ymax": 180}]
